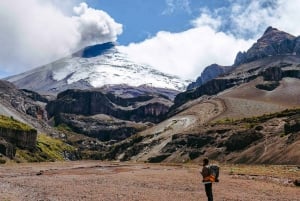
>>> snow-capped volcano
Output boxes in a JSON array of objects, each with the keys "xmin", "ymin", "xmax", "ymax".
[{"xmin": 6, "ymin": 43, "xmax": 191, "ymax": 94}]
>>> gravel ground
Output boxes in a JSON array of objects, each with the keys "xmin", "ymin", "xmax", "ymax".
[{"xmin": 0, "ymin": 161, "xmax": 299, "ymax": 201}]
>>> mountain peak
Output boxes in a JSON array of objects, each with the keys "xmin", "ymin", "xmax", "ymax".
[
  {"xmin": 234, "ymin": 27, "xmax": 299, "ymax": 65},
  {"xmin": 263, "ymin": 26, "xmax": 278, "ymax": 35},
  {"xmin": 258, "ymin": 26, "xmax": 295, "ymax": 43}
]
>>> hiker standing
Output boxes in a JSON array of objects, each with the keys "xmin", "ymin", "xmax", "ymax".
[{"xmin": 201, "ymin": 158, "xmax": 213, "ymax": 201}]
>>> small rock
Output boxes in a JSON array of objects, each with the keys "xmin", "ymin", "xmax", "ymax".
[
  {"xmin": 293, "ymin": 179, "xmax": 300, "ymax": 187},
  {"xmin": 36, "ymin": 171, "xmax": 44, "ymax": 176}
]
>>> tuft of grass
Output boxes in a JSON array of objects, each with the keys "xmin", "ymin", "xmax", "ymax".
[
  {"xmin": 15, "ymin": 134, "xmax": 76, "ymax": 162},
  {"xmin": 56, "ymin": 123, "xmax": 73, "ymax": 132},
  {"xmin": 0, "ymin": 115, "xmax": 35, "ymax": 132}
]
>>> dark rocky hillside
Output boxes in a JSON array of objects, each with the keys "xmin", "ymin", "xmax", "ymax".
[
  {"xmin": 56, "ymin": 113, "xmax": 146, "ymax": 141},
  {"xmin": 46, "ymin": 88, "xmax": 173, "ymax": 141},
  {"xmin": 187, "ymin": 64, "xmax": 234, "ymax": 90},
  {"xmin": 47, "ymin": 89, "xmax": 172, "ymax": 123}
]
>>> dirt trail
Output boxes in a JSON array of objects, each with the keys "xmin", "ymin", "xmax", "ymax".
[{"xmin": 0, "ymin": 161, "xmax": 299, "ymax": 201}]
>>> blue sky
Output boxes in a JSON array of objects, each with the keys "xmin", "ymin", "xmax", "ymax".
[
  {"xmin": 85, "ymin": 0, "xmax": 229, "ymax": 45},
  {"xmin": 0, "ymin": 0, "xmax": 300, "ymax": 79}
]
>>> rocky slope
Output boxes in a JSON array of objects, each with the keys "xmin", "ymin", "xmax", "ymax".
[
  {"xmin": 0, "ymin": 80, "xmax": 48, "ymax": 124},
  {"xmin": 174, "ymin": 57, "xmax": 300, "ymax": 109},
  {"xmin": 103, "ymin": 100, "xmax": 300, "ymax": 165}
]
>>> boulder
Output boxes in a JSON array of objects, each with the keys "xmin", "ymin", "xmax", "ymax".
[{"xmin": 0, "ymin": 138, "xmax": 16, "ymax": 159}]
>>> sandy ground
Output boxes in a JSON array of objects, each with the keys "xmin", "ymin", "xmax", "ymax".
[{"xmin": 0, "ymin": 161, "xmax": 299, "ymax": 201}]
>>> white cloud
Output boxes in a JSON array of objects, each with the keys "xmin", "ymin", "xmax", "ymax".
[
  {"xmin": 218, "ymin": 0, "xmax": 300, "ymax": 38},
  {"xmin": 0, "ymin": 0, "xmax": 122, "ymax": 75},
  {"xmin": 119, "ymin": 25, "xmax": 253, "ymax": 79},
  {"xmin": 73, "ymin": 3, "xmax": 122, "ymax": 47},
  {"xmin": 272, "ymin": 0, "xmax": 300, "ymax": 36},
  {"xmin": 163, "ymin": 0, "xmax": 191, "ymax": 15},
  {"xmin": 192, "ymin": 10, "xmax": 221, "ymax": 30}
]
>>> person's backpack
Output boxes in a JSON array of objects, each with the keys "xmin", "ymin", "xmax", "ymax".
[{"xmin": 209, "ymin": 165, "xmax": 220, "ymax": 182}]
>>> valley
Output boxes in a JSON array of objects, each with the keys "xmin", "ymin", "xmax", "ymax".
[{"xmin": 0, "ymin": 27, "xmax": 299, "ymax": 174}]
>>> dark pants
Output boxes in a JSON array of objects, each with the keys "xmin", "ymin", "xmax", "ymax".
[{"xmin": 205, "ymin": 183, "xmax": 213, "ymax": 201}]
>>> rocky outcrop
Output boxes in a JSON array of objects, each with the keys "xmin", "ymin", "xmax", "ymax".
[
  {"xmin": 46, "ymin": 89, "xmax": 172, "ymax": 123},
  {"xmin": 21, "ymin": 89, "xmax": 52, "ymax": 103},
  {"xmin": 173, "ymin": 75, "xmax": 257, "ymax": 108},
  {"xmin": 0, "ymin": 138, "xmax": 16, "ymax": 159},
  {"xmin": 234, "ymin": 27, "xmax": 300, "ymax": 65},
  {"xmin": 0, "ymin": 80, "xmax": 48, "ymax": 121},
  {"xmin": 0, "ymin": 127, "xmax": 37, "ymax": 149},
  {"xmin": 262, "ymin": 67, "xmax": 283, "ymax": 81},
  {"xmin": 187, "ymin": 64, "xmax": 233, "ymax": 90},
  {"xmin": 56, "ymin": 113, "xmax": 146, "ymax": 141},
  {"xmin": 225, "ymin": 130, "xmax": 263, "ymax": 151}
]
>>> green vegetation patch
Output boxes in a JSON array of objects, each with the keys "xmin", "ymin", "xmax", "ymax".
[
  {"xmin": 0, "ymin": 115, "xmax": 35, "ymax": 132},
  {"xmin": 16, "ymin": 134, "xmax": 76, "ymax": 162},
  {"xmin": 213, "ymin": 108, "xmax": 300, "ymax": 126}
]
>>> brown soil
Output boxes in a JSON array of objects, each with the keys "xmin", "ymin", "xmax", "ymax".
[
  {"xmin": 0, "ymin": 161, "xmax": 299, "ymax": 201},
  {"xmin": 217, "ymin": 77, "xmax": 300, "ymax": 120}
]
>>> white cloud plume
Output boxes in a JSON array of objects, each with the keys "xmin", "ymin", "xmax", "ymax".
[
  {"xmin": 73, "ymin": 3, "xmax": 122, "ymax": 47},
  {"xmin": 0, "ymin": 0, "xmax": 122, "ymax": 75}
]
